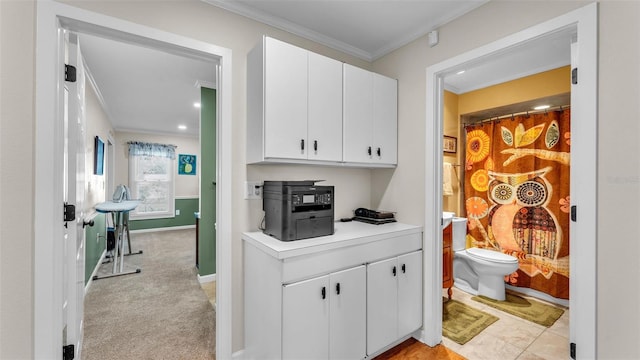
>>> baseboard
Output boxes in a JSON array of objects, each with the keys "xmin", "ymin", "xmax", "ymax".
[
  {"xmin": 130, "ymin": 224, "xmax": 196, "ymax": 234},
  {"xmin": 84, "ymin": 249, "xmax": 107, "ymax": 295},
  {"xmin": 505, "ymin": 284, "xmax": 570, "ymax": 307},
  {"xmin": 232, "ymin": 349, "xmax": 244, "ymax": 359},
  {"xmin": 197, "ymin": 273, "xmax": 216, "ymax": 284}
]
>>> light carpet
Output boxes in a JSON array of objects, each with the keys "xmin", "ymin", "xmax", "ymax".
[
  {"xmin": 472, "ymin": 292, "xmax": 565, "ymax": 327},
  {"xmin": 442, "ymin": 298, "xmax": 499, "ymax": 345},
  {"xmin": 82, "ymin": 229, "xmax": 215, "ymax": 360}
]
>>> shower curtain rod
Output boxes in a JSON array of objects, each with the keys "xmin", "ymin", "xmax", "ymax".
[{"xmin": 465, "ymin": 104, "xmax": 571, "ymax": 126}]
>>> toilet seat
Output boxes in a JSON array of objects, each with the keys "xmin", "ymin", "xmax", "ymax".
[{"xmin": 467, "ymin": 247, "xmax": 518, "ymax": 264}]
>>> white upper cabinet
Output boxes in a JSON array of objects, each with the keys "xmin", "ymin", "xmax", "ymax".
[
  {"xmin": 308, "ymin": 51, "xmax": 343, "ymax": 162},
  {"xmin": 373, "ymin": 73, "xmax": 398, "ymax": 165},
  {"xmin": 247, "ymin": 36, "xmax": 342, "ymax": 164},
  {"xmin": 263, "ymin": 37, "xmax": 308, "ymax": 160},
  {"xmin": 342, "ymin": 64, "xmax": 374, "ymax": 164},
  {"xmin": 247, "ymin": 36, "xmax": 396, "ymax": 167},
  {"xmin": 343, "ymin": 64, "xmax": 398, "ymax": 167}
]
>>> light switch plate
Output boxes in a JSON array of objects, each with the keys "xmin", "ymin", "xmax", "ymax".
[{"xmin": 245, "ymin": 181, "xmax": 263, "ymax": 200}]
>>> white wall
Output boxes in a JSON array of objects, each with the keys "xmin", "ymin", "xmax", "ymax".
[
  {"xmin": 0, "ymin": 1, "xmax": 35, "ymax": 357},
  {"xmin": 3, "ymin": 0, "xmax": 640, "ymax": 358},
  {"xmin": 85, "ymin": 78, "xmax": 114, "ymax": 212},
  {"xmin": 114, "ymin": 131, "xmax": 200, "ymax": 198}
]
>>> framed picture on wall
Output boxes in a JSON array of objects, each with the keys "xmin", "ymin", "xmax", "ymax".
[
  {"xmin": 94, "ymin": 136, "xmax": 105, "ymax": 175},
  {"xmin": 178, "ymin": 154, "xmax": 197, "ymax": 175},
  {"xmin": 443, "ymin": 135, "xmax": 457, "ymax": 153}
]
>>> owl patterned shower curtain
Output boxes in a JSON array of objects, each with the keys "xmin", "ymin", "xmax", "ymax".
[{"xmin": 463, "ymin": 109, "xmax": 571, "ymax": 300}]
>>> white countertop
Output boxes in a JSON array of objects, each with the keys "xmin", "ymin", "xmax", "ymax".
[{"xmin": 242, "ymin": 221, "xmax": 422, "ymax": 260}]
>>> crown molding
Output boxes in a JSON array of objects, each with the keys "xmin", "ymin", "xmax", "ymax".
[{"xmin": 203, "ymin": 0, "xmax": 373, "ymax": 61}]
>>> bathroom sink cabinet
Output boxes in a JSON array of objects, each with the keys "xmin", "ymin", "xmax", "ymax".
[
  {"xmin": 443, "ymin": 223, "xmax": 453, "ymax": 299},
  {"xmin": 242, "ymin": 222, "xmax": 422, "ymax": 359}
]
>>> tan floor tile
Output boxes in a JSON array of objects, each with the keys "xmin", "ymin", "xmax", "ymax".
[
  {"xmin": 457, "ymin": 329, "xmax": 523, "ymax": 360},
  {"xmin": 483, "ymin": 314, "xmax": 545, "ymax": 349},
  {"xmin": 516, "ymin": 350, "xmax": 547, "ymax": 360},
  {"xmin": 525, "ymin": 331, "xmax": 569, "ymax": 359}
]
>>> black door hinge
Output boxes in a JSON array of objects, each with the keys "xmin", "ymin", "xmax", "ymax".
[
  {"xmin": 65, "ymin": 64, "xmax": 77, "ymax": 82},
  {"xmin": 63, "ymin": 344, "xmax": 75, "ymax": 360},
  {"xmin": 570, "ymin": 342, "xmax": 576, "ymax": 359},
  {"xmin": 64, "ymin": 203, "xmax": 76, "ymax": 223},
  {"xmin": 572, "ymin": 67, "xmax": 578, "ymax": 85},
  {"xmin": 570, "ymin": 205, "xmax": 577, "ymax": 222}
]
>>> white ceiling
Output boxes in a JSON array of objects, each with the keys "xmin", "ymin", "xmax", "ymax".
[
  {"xmin": 205, "ymin": 0, "xmax": 488, "ymax": 61},
  {"xmin": 80, "ymin": 33, "xmax": 217, "ymax": 137},
  {"xmin": 79, "ymin": 1, "xmax": 572, "ymax": 137}
]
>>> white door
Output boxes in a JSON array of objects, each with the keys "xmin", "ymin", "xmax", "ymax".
[
  {"xmin": 367, "ymin": 256, "xmax": 398, "ymax": 355},
  {"xmin": 282, "ymin": 275, "xmax": 330, "ymax": 359},
  {"xmin": 308, "ymin": 51, "xmax": 343, "ymax": 162},
  {"xmin": 264, "ymin": 36, "xmax": 308, "ymax": 160},
  {"xmin": 329, "ymin": 265, "xmax": 366, "ymax": 359},
  {"xmin": 343, "ymin": 64, "xmax": 373, "ymax": 163},
  {"xmin": 372, "ymin": 73, "xmax": 398, "ymax": 165},
  {"xmin": 397, "ymin": 251, "xmax": 422, "ymax": 337},
  {"xmin": 63, "ymin": 31, "xmax": 87, "ymax": 359}
]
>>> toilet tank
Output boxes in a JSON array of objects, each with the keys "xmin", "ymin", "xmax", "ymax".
[{"xmin": 451, "ymin": 217, "xmax": 468, "ymax": 251}]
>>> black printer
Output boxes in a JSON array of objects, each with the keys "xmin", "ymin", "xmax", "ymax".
[{"xmin": 263, "ymin": 180, "xmax": 334, "ymax": 241}]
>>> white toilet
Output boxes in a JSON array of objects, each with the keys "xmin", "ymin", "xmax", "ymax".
[{"xmin": 452, "ymin": 217, "xmax": 519, "ymax": 301}]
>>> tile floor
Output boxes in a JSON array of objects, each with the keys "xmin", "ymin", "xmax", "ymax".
[{"xmin": 442, "ymin": 287, "xmax": 570, "ymax": 360}]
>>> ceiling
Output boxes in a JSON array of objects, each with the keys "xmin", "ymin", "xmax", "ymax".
[
  {"xmin": 205, "ymin": 0, "xmax": 488, "ymax": 62},
  {"xmin": 79, "ymin": 0, "xmax": 572, "ymax": 137},
  {"xmin": 80, "ymin": 33, "xmax": 217, "ymax": 137}
]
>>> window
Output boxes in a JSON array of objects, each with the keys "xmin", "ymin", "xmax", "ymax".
[{"xmin": 128, "ymin": 142, "xmax": 176, "ymax": 220}]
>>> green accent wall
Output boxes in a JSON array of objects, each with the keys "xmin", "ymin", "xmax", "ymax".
[
  {"xmin": 85, "ymin": 213, "xmax": 106, "ymax": 284},
  {"xmin": 199, "ymin": 87, "xmax": 217, "ymax": 276},
  {"xmin": 129, "ymin": 198, "xmax": 199, "ymax": 230}
]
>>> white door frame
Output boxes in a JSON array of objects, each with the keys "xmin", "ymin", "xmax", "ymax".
[
  {"xmin": 34, "ymin": 2, "xmax": 234, "ymax": 359},
  {"xmin": 423, "ymin": 3, "xmax": 597, "ymax": 358}
]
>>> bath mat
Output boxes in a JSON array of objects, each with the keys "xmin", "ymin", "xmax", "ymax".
[
  {"xmin": 472, "ymin": 292, "xmax": 564, "ymax": 327},
  {"xmin": 442, "ymin": 298, "xmax": 498, "ymax": 345}
]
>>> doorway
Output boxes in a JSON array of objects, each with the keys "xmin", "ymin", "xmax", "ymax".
[
  {"xmin": 423, "ymin": 4, "xmax": 597, "ymax": 359},
  {"xmin": 34, "ymin": 2, "xmax": 233, "ymax": 358}
]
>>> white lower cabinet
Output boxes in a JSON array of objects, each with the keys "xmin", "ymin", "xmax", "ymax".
[
  {"xmin": 367, "ymin": 250, "xmax": 423, "ymax": 355},
  {"xmin": 242, "ymin": 222, "xmax": 423, "ymax": 360},
  {"xmin": 283, "ymin": 266, "xmax": 366, "ymax": 360}
]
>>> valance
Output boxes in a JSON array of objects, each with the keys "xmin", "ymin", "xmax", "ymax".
[{"xmin": 128, "ymin": 141, "xmax": 176, "ymax": 159}]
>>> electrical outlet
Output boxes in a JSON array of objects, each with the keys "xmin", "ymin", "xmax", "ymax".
[
  {"xmin": 176, "ymin": 209, "xmax": 181, "ymax": 216},
  {"xmin": 245, "ymin": 181, "xmax": 263, "ymax": 200}
]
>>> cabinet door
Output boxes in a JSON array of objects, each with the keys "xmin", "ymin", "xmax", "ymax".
[
  {"xmin": 308, "ymin": 52, "xmax": 343, "ymax": 162},
  {"xmin": 397, "ymin": 250, "xmax": 423, "ymax": 337},
  {"xmin": 283, "ymin": 275, "xmax": 329, "ymax": 360},
  {"xmin": 329, "ymin": 265, "xmax": 366, "ymax": 360},
  {"xmin": 343, "ymin": 64, "xmax": 373, "ymax": 163},
  {"xmin": 367, "ymin": 257, "xmax": 398, "ymax": 355},
  {"xmin": 372, "ymin": 73, "xmax": 398, "ymax": 165},
  {"xmin": 264, "ymin": 37, "xmax": 308, "ymax": 160}
]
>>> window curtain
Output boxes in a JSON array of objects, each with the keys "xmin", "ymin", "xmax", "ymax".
[
  {"xmin": 128, "ymin": 141, "xmax": 176, "ymax": 159},
  {"xmin": 463, "ymin": 109, "xmax": 571, "ymax": 299}
]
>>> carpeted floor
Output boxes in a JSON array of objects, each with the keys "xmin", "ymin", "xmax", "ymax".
[
  {"xmin": 442, "ymin": 298, "xmax": 498, "ymax": 345},
  {"xmin": 82, "ymin": 229, "xmax": 216, "ymax": 360}
]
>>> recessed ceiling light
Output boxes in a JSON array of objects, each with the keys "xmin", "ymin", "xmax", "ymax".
[
  {"xmin": 193, "ymin": 102, "xmax": 201, "ymax": 108},
  {"xmin": 178, "ymin": 125, "xmax": 187, "ymax": 130},
  {"xmin": 456, "ymin": 70, "xmax": 466, "ymax": 75},
  {"xmin": 533, "ymin": 105, "xmax": 551, "ymax": 110}
]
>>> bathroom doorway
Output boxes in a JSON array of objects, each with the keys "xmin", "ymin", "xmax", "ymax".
[{"xmin": 423, "ymin": 4, "xmax": 597, "ymax": 359}]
